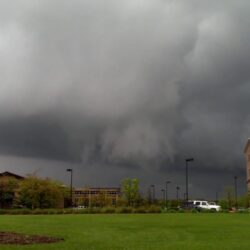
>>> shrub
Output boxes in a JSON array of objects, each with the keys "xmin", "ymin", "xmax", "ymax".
[
  {"xmin": 46, "ymin": 209, "xmax": 57, "ymax": 214},
  {"xmin": 191, "ymin": 209, "xmax": 199, "ymax": 213},
  {"xmin": 178, "ymin": 208, "xmax": 184, "ymax": 213},
  {"xmin": 116, "ymin": 207, "xmax": 133, "ymax": 213},
  {"xmin": 167, "ymin": 209, "xmax": 178, "ymax": 213},
  {"xmin": 237, "ymin": 209, "xmax": 249, "ymax": 214},
  {"xmin": 32, "ymin": 209, "xmax": 43, "ymax": 215},
  {"xmin": 55, "ymin": 209, "xmax": 64, "ymax": 214},
  {"xmin": 88, "ymin": 207, "xmax": 101, "ymax": 214},
  {"xmin": 101, "ymin": 207, "xmax": 115, "ymax": 213},
  {"xmin": 64, "ymin": 209, "xmax": 73, "ymax": 214},
  {"xmin": 0, "ymin": 209, "xmax": 8, "ymax": 214},
  {"xmin": 9, "ymin": 209, "xmax": 25, "ymax": 215},
  {"xmin": 147, "ymin": 205, "xmax": 162, "ymax": 213},
  {"xmin": 220, "ymin": 209, "xmax": 230, "ymax": 213},
  {"xmin": 20, "ymin": 209, "xmax": 31, "ymax": 215},
  {"xmin": 133, "ymin": 206, "xmax": 146, "ymax": 213},
  {"xmin": 72, "ymin": 208, "xmax": 89, "ymax": 214}
]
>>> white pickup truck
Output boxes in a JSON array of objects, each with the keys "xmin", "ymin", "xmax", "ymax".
[{"xmin": 193, "ymin": 200, "xmax": 221, "ymax": 212}]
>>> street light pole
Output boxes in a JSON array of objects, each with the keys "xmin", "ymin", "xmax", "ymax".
[
  {"xmin": 176, "ymin": 186, "xmax": 180, "ymax": 204},
  {"xmin": 234, "ymin": 176, "xmax": 238, "ymax": 209},
  {"xmin": 165, "ymin": 181, "xmax": 171, "ymax": 208},
  {"xmin": 185, "ymin": 158, "xmax": 194, "ymax": 203},
  {"xmin": 215, "ymin": 190, "xmax": 219, "ymax": 204},
  {"xmin": 161, "ymin": 189, "xmax": 165, "ymax": 207},
  {"xmin": 67, "ymin": 168, "xmax": 73, "ymax": 207},
  {"xmin": 151, "ymin": 185, "xmax": 155, "ymax": 204}
]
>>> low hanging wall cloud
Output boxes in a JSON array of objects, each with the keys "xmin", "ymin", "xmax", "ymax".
[{"xmin": 0, "ymin": 0, "xmax": 250, "ymax": 181}]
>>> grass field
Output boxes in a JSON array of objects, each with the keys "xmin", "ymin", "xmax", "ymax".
[{"xmin": 0, "ymin": 213, "xmax": 250, "ymax": 250}]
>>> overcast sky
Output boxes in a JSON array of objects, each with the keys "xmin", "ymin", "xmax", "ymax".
[{"xmin": 0, "ymin": 0, "xmax": 249, "ymax": 199}]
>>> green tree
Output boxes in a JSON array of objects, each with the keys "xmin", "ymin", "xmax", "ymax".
[
  {"xmin": 17, "ymin": 176, "xmax": 64, "ymax": 209},
  {"xmin": 121, "ymin": 178, "xmax": 140, "ymax": 207},
  {"xmin": 225, "ymin": 186, "xmax": 234, "ymax": 209},
  {"xmin": 0, "ymin": 177, "xmax": 19, "ymax": 208}
]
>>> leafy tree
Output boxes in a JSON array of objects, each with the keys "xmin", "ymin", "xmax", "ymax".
[
  {"xmin": 225, "ymin": 186, "xmax": 234, "ymax": 209},
  {"xmin": 88, "ymin": 190, "xmax": 113, "ymax": 208},
  {"xmin": 121, "ymin": 178, "xmax": 140, "ymax": 207},
  {"xmin": 218, "ymin": 199, "xmax": 229, "ymax": 210},
  {"xmin": 236, "ymin": 193, "xmax": 250, "ymax": 208},
  {"xmin": 0, "ymin": 177, "xmax": 19, "ymax": 208},
  {"xmin": 16, "ymin": 176, "xmax": 64, "ymax": 209}
]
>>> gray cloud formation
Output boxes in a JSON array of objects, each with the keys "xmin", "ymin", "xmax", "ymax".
[{"xmin": 0, "ymin": 0, "xmax": 250, "ymax": 194}]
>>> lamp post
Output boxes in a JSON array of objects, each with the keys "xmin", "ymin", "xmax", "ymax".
[
  {"xmin": 234, "ymin": 176, "xmax": 238, "ymax": 209},
  {"xmin": 161, "ymin": 189, "xmax": 165, "ymax": 207},
  {"xmin": 185, "ymin": 158, "xmax": 194, "ymax": 202},
  {"xmin": 215, "ymin": 190, "xmax": 219, "ymax": 204},
  {"xmin": 66, "ymin": 168, "xmax": 73, "ymax": 207},
  {"xmin": 150, "ymin": 185, "xmax": 155, "ymax": 204},
  {"xmin": 176, "ymin": 186, "xmax": 180, "ymax": 204},
  {"xmin": 165, "ymin": 181, "xmax": 171, "ymax": 208}
]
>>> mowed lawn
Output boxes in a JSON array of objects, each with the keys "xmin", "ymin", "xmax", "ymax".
[{"xmin": 0, "ymin": 213, "xmax": 250, "ymax": 250}]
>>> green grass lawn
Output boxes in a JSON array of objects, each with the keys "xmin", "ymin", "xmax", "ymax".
[{"xmin": 0, "ymin": 213, "xmax": 249, "ymax": 250}]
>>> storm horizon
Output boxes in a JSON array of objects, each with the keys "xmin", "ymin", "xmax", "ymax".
[{"xmin": 0, "ymin": 0, "xmax": 250, "ymax": 199}]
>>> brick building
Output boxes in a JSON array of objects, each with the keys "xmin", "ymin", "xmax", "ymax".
[{"xmin": 73, "ymin": 187, "xmax": 121, "ymax": 207}]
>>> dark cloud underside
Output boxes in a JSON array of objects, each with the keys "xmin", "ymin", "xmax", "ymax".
[{"xmin": 0, "ymin": 0, "xmax": 249, "ymax": 196}]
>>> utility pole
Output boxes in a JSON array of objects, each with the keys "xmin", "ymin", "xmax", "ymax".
[
  {"xmin": 234, "ymin": 176, "xmax": 238, "ymax": 209},
  {"xmin": 150, "ymin": 185, "xmax": 155, "ymax": 204},
  {"xmin": 66, "ymin": 168, "xmax": 73, "ymax": 207},
  {"xmin": 165, "ymin": 181, "xmax": 171, "ymax": 208},
  {"xmin": 176, "ymin": 186, "xmax": 180, "ymax": 204},
  {"xmin": 185, "ymin": 158, "xmax": 194, "ymax": 202},
  {"xmin": 161, "ymin": 189, "xmax": 165, "ymax": 207}
]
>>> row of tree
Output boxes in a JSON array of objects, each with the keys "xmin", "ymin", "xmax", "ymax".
[
  {"xmin": 121, "ymin": 179, "xmax": 250, "ymax": 209},
  {"xmin": 0, "ymin": 176, "xmax": 142, "ymax": 209},
  {"xmin": 0, "ymin": 175, "xmax": 67, "ymax": 209},
  {"xmin": 0, "ymin": 175, "xmax": 249, "ymax": 209}
]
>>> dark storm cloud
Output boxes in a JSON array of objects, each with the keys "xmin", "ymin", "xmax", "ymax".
[
  {"xmin": 0, "ymin": 116, "xmax": 78, "ymax": 161},
  {"xmin": 0, "ymin": 0, "xmax": 250, "ymax": 193}
]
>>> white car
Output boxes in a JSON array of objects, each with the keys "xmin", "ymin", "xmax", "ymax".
[{"xmin": 193, "ymin": 200, "xmax": 221, "ymax": 212}]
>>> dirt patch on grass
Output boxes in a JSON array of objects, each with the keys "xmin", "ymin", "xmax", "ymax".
[{"xmin": 0, "ymin": 232, "xmax": 64, "ymax": 245}]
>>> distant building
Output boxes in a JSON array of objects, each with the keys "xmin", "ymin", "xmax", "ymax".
[
  {"xmin": 0, "ymin": 171, "xmax": 24, "ymax": 180},
  {"xmin": 244, "ymin": 139, "xmax": 250, "ymax": 191},
  {"xmin": 0, "ymin": 171, "xmax": 25, "ymax": 208},
  {"xmin": 73, "ymin": 187, "xmax": 121, "ymax": 207},
  {"xmin": 0, "ymin": 171, "xmax": 122, "ymax": 208}
]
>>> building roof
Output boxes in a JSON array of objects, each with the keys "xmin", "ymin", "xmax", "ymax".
[
  {"xmin": 244, "ymin": 139, "xmax": 250, "ymax": 153},
  {"xmin": 0, "ymin": 171, "xmax": 24, "ymax": 180}
]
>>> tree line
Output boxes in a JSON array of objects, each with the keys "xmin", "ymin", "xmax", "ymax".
[
  {"xmin": 0, "ymin": 175, "xmax": 67, "ymax": 209},
  {"xmin": 0, "ymin": 175, "xmax": 249, "ymax": 209}
]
